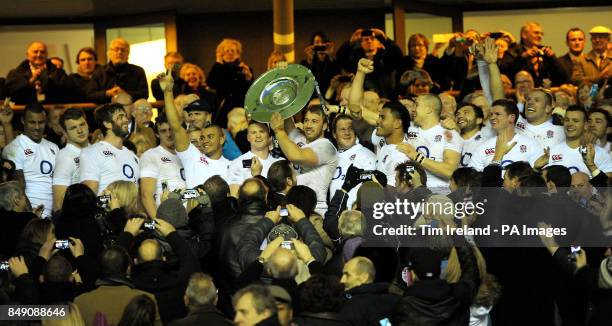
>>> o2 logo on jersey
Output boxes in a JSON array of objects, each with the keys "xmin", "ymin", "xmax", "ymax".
[
  {"xmin": 415, "ymin": 146, "xmax": 430, "ymax": 158},
  {"xmin": 123, "ymin": 164, "xmax": 135, "ymax": 179},
  {"xmin": 332, "ymin": 166, "xmax": 343, "ymax": 180},
  {"xmin": 180, "ymin": 168, "xmax": 186, "ymax": 181},
  {"xmin": 40, "ymin": 160, "xmax": 53, "ymax": 175},
  {"xmin": 461, "ymin": 153, "xmax": 472, "ymax": 167}
]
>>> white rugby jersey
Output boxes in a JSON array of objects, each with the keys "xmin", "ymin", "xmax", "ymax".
[
  {"xmin": 460, "ymin": 131, "xmax": 486, "ymax": 168},
  {"xmin": 289, "ymin": 131, "xmax": 338, "ymax": 215},
  {"xmin": 371, "ymin": 126, "xmax": 418, "ymax": 154},
  {"xmin": 329, "ymin": 143, "xmax": 376, "ymax": 196},
  {"xmin": 139, "ymin": 146, "xmax": 186, "ymax": 205},
  {"xmin": 53, "ymin": 143, "xmax": 86, "ymax": 187},
  {"xmin": 547, "ymin": 142, "xmax": 612, "ymax": 175},
  {"xmin": 79, "ymin": 141, "xmax": 140, "ymax": 195},
  {"xmin": 516, "ymin": 119, "xmax": 565, "ymax": 149},
  {"xmin": 228, "ymin": 151, "xmax": 283, "ymax": 186},
  {"xmin": 469, "ymin": 132, "xmax": 544, "ymax": 171},
  {"xmin": 480, "ymin": 121, "xmax": 496, "ymax": 140},
  {"xmin": 2, "ymin": 135, "xmax": 58, "ymax": 217},
  {"xmin": 376, "ymin": 143, "xmax": 410, "ymax": 187},
  {"xmin": 176, "ymin": 143, "xmax": 230, "ymax": 189},
  {"xmin": 407, "ymin": 124, "xmax": 462, "ymax": 191}
]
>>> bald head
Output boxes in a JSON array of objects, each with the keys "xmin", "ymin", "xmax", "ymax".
[
  {"xmin": 138, "ymin": 239, "xmax": 163, "ymax": 263},
  {"xmin": 570, "ymin": 172, "xmax": 593, "ymax": 200},
  {"xmin": 363, "ymin": 91, "xmax": 381, "ymax": 111},
  {"xmin": 341, "ymin": 256, "xmax": 375, "ymax": 290},
  {"xmin": 27, "ymin": 41, "xmax": 48, "ymax": 67},
  {"xmin": 268, "ymin": 248, "xmax": 298, "ymax": 279}
]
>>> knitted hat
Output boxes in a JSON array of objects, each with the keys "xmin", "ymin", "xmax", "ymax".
[{"xmin": 157, "ymin": 198, "xmax": 188, "ymax": 228}]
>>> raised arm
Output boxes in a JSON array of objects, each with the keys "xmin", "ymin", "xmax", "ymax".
[
  {"xmin": 480, "ymin": 38, "xmax": 505, "ymax": 101},
  {"xmin": 270, "ymin": 112, "xmax": 319, "ymax": 167},
  {"xmin": 161, "ymin": 73, "xmax": 189, "ymax": 152}
]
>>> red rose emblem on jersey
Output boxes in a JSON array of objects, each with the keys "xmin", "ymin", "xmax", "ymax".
[
  {"xmin": 484, "ymin": 148, "xmax": 495, "ymax": 155},
  {"xmin": 434, "ymin": 135, "xmax": 442, "ymax": 142},
  {"xmin": 520, "ymin": 145, "xmax": 527, "ymax": 153},
  {"xmin": 551, "ymin": 154, "xmax": 562, "ymax": 161},
  {"xmin": 547, "ymin": 130, "xmax": 554, "ymax": 139},
  {"xmin": 350, "ymin": 154, "xmax": 356, "ymax": 161}
]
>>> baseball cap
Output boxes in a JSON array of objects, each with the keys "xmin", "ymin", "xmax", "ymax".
[
  {"xmin": 184, "ymin": 100, "xmax": 213, "ymax": 113},
  {"xmin": 407, "ymin": 247, "xmax": 444, "ymax": 280},
  {"xmin": 589, "ymin": 26, "xmax": 611, "ymax": 35},
  {"xmin": 268, "ymin": 285, "xmax": 292, "ymax": 304}
]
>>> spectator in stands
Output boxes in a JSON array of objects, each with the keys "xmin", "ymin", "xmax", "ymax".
[
  {"xmin": 130, "ymin": 99, "xmax": 156, "ymax": 148},
  {"xmin": 557, "ymin": 28, "xmax": 586, "ymax": 84},
  {"xmin": 267, "ymin": 51, "xmax": 287, "ymax": 70},
  {"xmin": 266, "ymin": 160, "xmax": 297, "ymax": 210},
  {"xmin": 152, "ymin": 51, "xmax": 185, "ymax": 101},
  {"xmin": 339, "ymin": 257, "xmax": 399, "ymax": 326},
  {"xmin": 573, "ymin": 25, "xmax": 611, "ymax": 85},
  {"xmin": 291, "ymin": 274, "xmax": 347, "ymax": 325},
  {"xmin": 207, "ymin": 38, "xmax": 253, "ymax": 128},
  {"xmin": 120, "ymin": 216, "xmax": 200, "ymax": 323},
  {"xmin": 49, "ymin": 57, "xmax": 63, "ymax": 70},
  {"xmin": 117, "ymin": 295, "xmax": 158, "ymax": 326},
  {"xmin": 588, "ymin": 108, "xmax": 611, "ymax": 152},
  {"xmin": 0, "ymin": 107, "xmax": 14, "ymax": 151},
  {"xmin": 440, "ymin": 30, "xmax": 481, "ymax": 92},
  {"xmin": 569, "ymin": 171, "xmax": 596, "ymax": 207},
  {"xmin": 179, "ymin": 63, "xmax": 216, "ymax": 106},
  {"xmin": 6, "ymin": 41, "xmax": 68, "ymax": 104},
  {"xmin": 233, "ymin": 284, "xmax": 279, "ymax": 326},
  {"xmin": 74, "ymin": 245, "xmax": 161, "ymax": 325},
  {"xmin": 301, "ymin": 32, "xmax": 340, "ymax": 94},
  {"xmin": 14, "ymin": 219, "xmax": 55, "ymax": 267},
  {"xmin": 336, "ymin": 28, "xmax": 402, "ymax": 98},
  {"xmin": 88, "ymin": 38, "xmax": 148, "ymax": 103},
  {"xmin": 68, "ymin": 47, "xmax": 100, "ymax": 102},
  {"xmin": 398, "ymin": 69, "xmax": 433, "ymax": 98},
  {"xmin": 398, "ymin": 33, "xmax": 443, "ymax": 90},
  {"xmin": 169, "ymin": 273, "xmax": 232, "ymax": 326},
  {"xmin": 0, "ymin": 181, "xmax": 37, "ymax": 258}
]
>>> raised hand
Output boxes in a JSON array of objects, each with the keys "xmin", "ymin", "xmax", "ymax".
[
  {"xmin": 357, "ymin": 58, "xmax": 374, "ymax": 74},
  {"xmin": 481, "ymin": 37, "xmax": 500, "ymax": 64},
  {"xmin": 534, "ymin": 147, "xmax": 550, "ymax": 170},
  {"xmin": 270, "ymin": 112, "xmax": 285, "ymax": 134},
  {"xmin": 250, "ymin": 156, "xmax": 263, "ymax": 176},
  {"xmin": 159, "ymin": 72, "xmax": 174, "ymax": 93}
]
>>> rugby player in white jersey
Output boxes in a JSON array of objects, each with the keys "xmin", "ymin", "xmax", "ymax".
[
  {"xmin": 587, "ymin": 108, "xmax": 611, "ymax": 153},
  {"xmin": 329, "ymin": 114, "xmax": 376, "ymax": 196},
  {"xmin": 372, "ymin": 102, "xmax": 412, "ymax": 187},
  {"xmin": 79, "ymin": 103, "xmax": 140, "ymax": 194},
  {"xmin": 139, "ymin": 113, "xmax": 186, "ymax": 218},
  {"xmin": 454, "ymin": 104, "xmax": 486, "ymax": 167},
  {"xmin": 2, "ymin": 103, "xmax": 58, "ymax": 218},
  {"xmin": 270, "ymin": 105, "xmax": 338, "ymax": 215},
  {"xmin": 228, "ymin": 121, "xmax": 282, "ymax": 196},
  {"xmin": 516, "ymin": 88, "xmax": 565, "ymax": 148},
  {"xmin": 469, "ymin": 99, "xmax": 544, "ymax": 171},
  {"xmin": 161, "ymin": 73, "xmax": 230, "ymax": 189},
  {"xmin": 52, "ymin": 108, "xmax": 89, "ymax": 211},
  {"xmin": 543, "ymin": 105, "xmax": 612, "ymax": 177},
  {"xmin": 396, "ymin": 94, "xmax": 462, "ymax": 193}
]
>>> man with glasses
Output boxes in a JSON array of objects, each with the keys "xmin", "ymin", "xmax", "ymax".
[{"xmin": 88, "ymin": 38, "xmax": 148, "ymax": 103}]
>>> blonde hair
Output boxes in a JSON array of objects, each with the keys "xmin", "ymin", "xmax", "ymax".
[
  {"xmin": 267, "ymin": 51, "xmax": 287, "ymax": 70},
  {"xmin": 105, "ymin": 180, "xmax": 141, "ymax": 215},
  {"xmin": 338, "ymin": 210, "xmax": 366, "ymax": 237},
  {"xmin": 179, "ymin": 62, "xmax": 206, "ymax": 87},
  {"xmin": 42, "ymin": 303, "xmax": 84, "ymax": 326},
  {"xmin": 216, "ymin": 38, "xmax": 242, "ymax": 61}
]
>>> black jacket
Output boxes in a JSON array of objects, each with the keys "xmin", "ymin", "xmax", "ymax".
[
  {"xmin": 237, "ymin": 216, "xmax": 326, "ymax": 270},
  {"xmin": 340, "ymin": 283, "xmax": 400, "ymax": 326},
  {"xmin": 123, "ymin": 231, "xmax": 200, "ymax": 324},
  {"xmin": 391, "ymin": 245, "xmax": 479, "ymax": 326},
  {"xmin": 206, "ymin": 60, "xmax": 253, "ymax": 127},
  {"xmin": 87, "ymin": 62, "xmax": 148, "ymax": 103},
  {"xmin": 219, "ymin": 200, "xmax": 267, "ymax": 278},
  {"xmin": 292, "ymin": 312, "xmax": 349, "ymax": 326},
  {"xmin": 168, "ymin": 304, "xmax": 233, "ymax": 326},
  {"xmin": 66, "ymin": 73, "xmax": 95, "ymax": 103},
  {"xmin": 0, "ymin": 210, "xmax": 36, "ymax": 259},
  {"xmin": 5, "ymin": 59, "xmax": 68, "ymax": 104}
]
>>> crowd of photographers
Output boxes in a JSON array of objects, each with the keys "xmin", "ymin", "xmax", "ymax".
[{"xmin": 0, "ymin": 21, "xmax": 610, "ymax": 326}]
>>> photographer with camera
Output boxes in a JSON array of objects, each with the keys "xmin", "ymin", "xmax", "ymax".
[
  {"xmin": 301, "ymin": 32, "xmax": 341, "ymax": 95},
  {"xmin": 337, "ymin": 28, "xmax": 403, "ymax": 98},
  {"xmin": 118, "ymin": 215, "xmax": 200, "ymax": 324}
]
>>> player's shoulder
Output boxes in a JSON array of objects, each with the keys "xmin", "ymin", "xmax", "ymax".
[{"xmin": 140, "ymin": 146, "xmax": 162, "ymax": 160}]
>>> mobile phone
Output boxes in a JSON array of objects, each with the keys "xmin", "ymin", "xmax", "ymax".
[
  {"xmin": 361, "ymin": 29, "xmax": 373, "ymax": 37},
  {"xmin": 280, "ymin": 207, "xmax": 289, "ymax": 217},
  {"xmin": 359, "ymin": 171, "xmax": 374, "ymax": 181},
  {"xmin": 97, "ymin": 195, "xmax": 111, "ymax": 208},
  {"xmin": 404, "ymin": 166, "xmax": 415, "ymax": 180},
  {"xmin": 568, "ymin": 245, "xmax": 581, "ymax": 262},
  {"xmin": 489, "ymin": 32, "xmax": 504, "ymax": 39},
  {"xmin": 143, "ymin": 220, "xmax": 156, "ymax": 230},
  {"xmin": 0, "ymin": 261, "xmax": 9, "ymax": 271},
  {"xmin": 54, "ymin": 240, "xmax": 71, "ymax": 250},
  {"xmin": 589, "ymin": 84, "xmax": 599, "ymax": 98},
  {"xmin": 281, "ymin": 241, "xmax": 294, "ymax": 250},
  {"xmin": 314, "ymin": 45, "xmax": 326, "ymax": 52},
  {"xmin": 242, "ymin": 159, "xmax": 252, "ymax": 168},
  {"xmin": 182, "ymin": 189, "xmax": 199, "ymax": 200}
]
